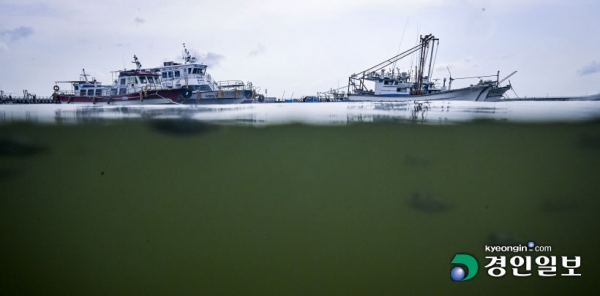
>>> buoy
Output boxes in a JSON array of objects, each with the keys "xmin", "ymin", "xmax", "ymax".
[{"xmin": 181, "ymin": 87, "xmax": 192, "ymax": 99}]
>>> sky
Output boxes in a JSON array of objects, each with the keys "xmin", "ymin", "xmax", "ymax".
[{"xmin": 1, "ymin": 0, "xmax": 600, "ymax": 98}]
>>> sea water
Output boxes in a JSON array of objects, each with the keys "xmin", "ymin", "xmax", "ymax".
[{"xmin": 1, "ymin": 101, "xmax": 599, "ymax": 295}]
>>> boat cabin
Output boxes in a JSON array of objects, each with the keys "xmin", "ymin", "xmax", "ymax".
[
  {"xmin": 365, "ymin": 69, "xmax": 446, "ymax": 96},
  {"xmin": 157, "ymin": 63, "xmax": 215, "ymax": 91},
  {"xmin": 112, "ymin": 70, "xmax": 162, "ymax": 96},
  {"xmin": 366, "ymin": 69, "xmax": 413, "ymax": 96},
  {"xmin": 74, "ymin": 82, "xmax": 111, "ymax": 97},
  {"xmin": 150, "ymin": 43, "xmax": 219, "ymax": 92},
  {"xmin": 56, "ymin": 69, "xmax": 112, "ymax": 97}
]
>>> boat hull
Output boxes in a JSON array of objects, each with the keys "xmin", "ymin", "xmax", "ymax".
[
  {"xmin": 348, "ymin": 85, "xmax": 492, "ymax": 102},
  {"xmin": 177, "ymin": 89, "xmax": 254, "ymax": 104},
  {"xmin": 57, "ymin": 88, "xmax": 182, "ymax": 105},
  {"xmin": 485, "ymin": 85, "xmax": 511, "ymax": 101}
]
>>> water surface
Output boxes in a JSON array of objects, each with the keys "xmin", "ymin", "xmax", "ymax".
[{"xmin": 1, "ymin": 101, "xmax": 599, "ymax": 295}]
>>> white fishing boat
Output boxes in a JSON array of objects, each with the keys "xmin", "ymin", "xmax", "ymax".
[
  {"xmin": 347, "ymin": 34, "xmax": 505, "ymax": 102},
  {"xmin": 149, "ymin": 44, "xmax": 259, "ymax": 104}
]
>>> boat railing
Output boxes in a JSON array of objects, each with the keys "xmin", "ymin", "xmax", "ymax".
[{"xmin": 217, "ymin": 80, "xmax": 245, "ymax": 89}]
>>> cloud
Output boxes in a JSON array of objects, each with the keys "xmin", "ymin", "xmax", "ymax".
[
  {"xmin": 0, "ymin": 3, "xmax": 58, "ymax": 17},
  {"xmin": 248, "ymin": 43, "xmax": 266, "ymax": 57},
  {"xmin": 578, "ymin": 61, "xmax": 600, "ymax": 76},
  {"xmin": 134, "ymin": 17, "xmax": 145, "ymax": 24},
  {"xmin": 195, "ymin": 52, "xmax": 225, "ymax": 67},
  {"xmin": 0, "ymin": 26, "xmax": 34, "ymax": 41}
]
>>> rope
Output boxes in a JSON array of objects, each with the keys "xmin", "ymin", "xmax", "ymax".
[
  {"xmin": 430, "ymin": 40, "xmax": 439, "ymax": 80},
  {"xmin": 452, "ymin": 74, "xmax": 497, "ymax": 80},
  {"xmin": 392, "ymin": 15, "xmax": 410, "ymax": 70},
  {"xmin": 511, "ymin": 83, "xmax": 520, "ymax": 99}
]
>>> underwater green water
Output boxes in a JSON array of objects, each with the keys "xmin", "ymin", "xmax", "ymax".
[{"xmin": 1, "ymin": 121, "xmax": 599, "ymax": 295}]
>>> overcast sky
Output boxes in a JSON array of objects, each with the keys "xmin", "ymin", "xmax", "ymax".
[{"xmin": 1, "ymin": 0, "xmax": 599, "ymax": 98}]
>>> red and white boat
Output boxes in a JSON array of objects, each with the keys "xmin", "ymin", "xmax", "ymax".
[{"xmin": 53, "ymin": 56, "xmax": 191, "ymax": 105}]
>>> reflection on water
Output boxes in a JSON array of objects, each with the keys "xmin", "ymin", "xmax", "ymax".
[
  {"xmin": 1, "ymin": 101, "xmax": 600, "ymax": 126},
  {"xmin": 1, "ymin": 102, "xmax": 600, "ymax": 294}
]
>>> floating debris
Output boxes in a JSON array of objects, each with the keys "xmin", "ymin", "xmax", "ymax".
[
  {"xmin": 407, "ymin": 193, "xmax": 454, "ymax": 212},
  {"xmin": 540, "ymin": 199, "xmax": 579, "ymax": 213},
  {"xmin": 148, "ymin": 119, "xmax": 215, "ymax": 136},
  {"xmin": 0, "ymin": 136, "xmax": 48, "ymax": 157}
]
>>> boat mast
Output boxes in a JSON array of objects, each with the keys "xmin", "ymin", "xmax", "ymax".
[
  {"xmin": 81, "ymin": 69, "xmax": 89, "ymax": 83},
  {"xmin": 427, "ymin": 39, "xmax": 436, "ymax": 84},
  {"xmin": 182, "ymin": 43, "xmax": 196, "ymax": 64},
  {"xmin": 131, "ymin": 55, "xmax": 142, "ymax": 70},
  {"xmin": 415, "ymin": 34, "xmax": 436, "ymax": 95}
]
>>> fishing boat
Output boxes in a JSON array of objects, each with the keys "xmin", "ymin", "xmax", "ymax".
[
  {"xmin": 347, "ymin": 34, "xmax": 502, "ymax": 102},
  {"xmin": 52, "ymin": 57, "xmax": 186, "ymax": 105},
  {"xmin": 149, "ymin": 44, "xmax": 257, "ymax": 104}
]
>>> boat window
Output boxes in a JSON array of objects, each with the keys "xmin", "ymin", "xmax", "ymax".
[
  {"xmin": 192, "ymin": 68, "xmax": 198, "ymax": 74},
  {"xmin": 111, "ymin": 89, "xmax": 117, "ymax": 96},
  {"xmin": 384, "ymin": 81, "xmax": 389, "ymax": 85},
  {"xmin": 95, "ymin": 89, "xmax": 102, "ymax": 96},
  {"xmin": 162, "ymin": 72, "xmax": 167, "ymax": 78},
  {"xmin": 188, "ymin": 68, "xmax": 192, "ymax": 74},
  {"xmin": 120, "ymin": 78, "xmax": 126, "ymax": 85},
  {"xmin": 80, "ymin": 90, "xmax": 86, "ymax": 96},
  {"xmin": 119, "ymin": 88, "xmax": 126, "ymax": 95},
  {"xmin": 87, "ymin": 89, "xmax": 94, "ymax": 96},
  {"xmin": 139, "ymin": 76, "xmax": 147, "ymax": 84},
  {"xmin": 175, "ymin": 71, "xmax": 180, "ymax": 77},
  {"xmin": 147, "ymin": 77, "xmax": 154, "ymax": 83},
  {"xmin": 74, "ymin": 85, "xmax": 79, "ymax": 91},
  {"xmin": 168, "ymin": 72, "xmax": 174, "ymax": 78}
]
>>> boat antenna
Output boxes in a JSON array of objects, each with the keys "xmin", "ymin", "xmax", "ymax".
[{"xmin": 447, "ymin": 67, "xmax": 454, "ymax": 90}]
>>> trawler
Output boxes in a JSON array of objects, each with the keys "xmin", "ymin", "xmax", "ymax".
[
  {"xmin": 149, "ymin": 44, "xmax": 257, "ymax": 104},
  {"xmin": 347, "ymin": 34, "xmax": 506, "ymax": 102}
]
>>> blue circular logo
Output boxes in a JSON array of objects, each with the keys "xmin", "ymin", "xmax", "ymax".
[
  {"xmin": 450, "ymin": 266, "xmax": 466, "ymax": 281},
  {"xmin": 528, "ymin": 241, "xmax": 535, "ymax": 248}
]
